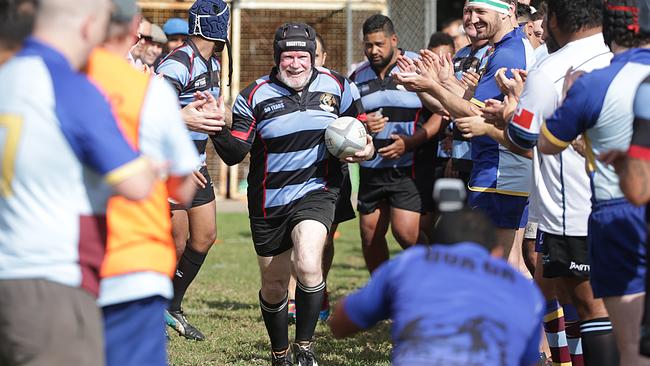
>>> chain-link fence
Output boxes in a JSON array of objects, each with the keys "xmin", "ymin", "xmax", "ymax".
[{"xmin": 388, "ymin": 0, "xmax": 436, "ymax": 52}]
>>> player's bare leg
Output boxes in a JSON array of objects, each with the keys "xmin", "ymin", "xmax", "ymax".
[
  {"xmin": 390, "ymin": 207, "xmax": 420, "ymax": 249},
  {"xmin": 496, "ymin": 227, "xmax": 518, "ymax": 259},
  {"xmin": 258, "ymin": 249, "xmax": 293, "ymax": 360},
  {"xmin": 171, "ymin": 209, "xmax": 189, "ymax": 263},
  {"xmin": 360, "ymin": 201, "xmax": 391, "ymax": 273},
  {"xmin": 418, "ymin": 211, "xmax": 436, "ymax": 244},
  {"xmin": 522, "ymin": 237, "xmax": 537, "ymax": 276},
  {"xmin": 508, "ymin": 228, "xmax": 530, "ymax": 278},
  {"xmin": 561, "ymin": 277, "xmax": 618, "ymax": 365},
  {"xmin": 168, "ymin": 200, "xmax": 217, "ymax": 340},
  {"xmin": 292, "ymin": 220, "xmax": 328, "ymax": 364},
  {"xmin": 604, "ymin": 293, "xmax": 648, "ymax": 366}
]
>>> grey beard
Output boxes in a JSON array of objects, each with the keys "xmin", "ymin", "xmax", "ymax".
[{"xmin": 278, "ymin": 69, "xmax": 312, "ymax": 91}]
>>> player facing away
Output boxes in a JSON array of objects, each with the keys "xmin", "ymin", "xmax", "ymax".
[
  {"xmin": 88, "ymin": 1, "xmax": 200, "ymax": 365},
  {"xmin": 330, "ymin": 208, "xmax": 545, "ymax": 366},
  {"xmin": 538, "ymin": 1, "xmax": 650, "ymax": 364},
  {"xmin": 0, "ymin": 0, "xmax": 157, "ymax": 364},
  {"xmin": 156, "ymin": 0, "xmax": 230, "ymax": 341},
  {"xmin": 211, "ymin": 23, "xmax": 374, "ymax": 366},
  {"xmin": 350, "ymin": 14, "xmax": 425, "ymax": 273}
]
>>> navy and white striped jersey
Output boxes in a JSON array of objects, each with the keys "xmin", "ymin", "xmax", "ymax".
[
  {"xmin": 231, "ymin": 67, "xmax": 364, "ymax": 218},
  {"xmin": 157, "ymin": 39, "xmax": 221, "ymax": 164},
  {"xmin": 350, "ymin": 51, "xmax": 423, "ymax": 170}
]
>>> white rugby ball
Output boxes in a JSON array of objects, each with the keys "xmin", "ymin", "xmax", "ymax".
[{"xmin": 325, "ymin": 116, "xmax": 367, "ymax": 159}]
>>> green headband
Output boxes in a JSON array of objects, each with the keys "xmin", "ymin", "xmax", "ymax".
[{"xmin": 467, "ymin": 0, "xmax": 511, "ymax": 14}]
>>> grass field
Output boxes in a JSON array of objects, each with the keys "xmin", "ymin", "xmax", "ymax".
[{"xmin": 168, "ymin": 211, "xmax": 395, "ymax": 366}]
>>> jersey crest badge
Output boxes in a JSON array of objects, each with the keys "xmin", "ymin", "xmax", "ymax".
[{"xmin": 319, "ymin": 93, "xmax": 336, "ymax": 113}]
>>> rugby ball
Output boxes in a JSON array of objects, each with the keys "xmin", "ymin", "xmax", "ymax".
[{"xmin": 325, "ymin": 116, "xmax": 367, "ymax": 158}]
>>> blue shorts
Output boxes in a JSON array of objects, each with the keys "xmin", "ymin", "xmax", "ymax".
[
  {"xmin": 468, "ymin": 191, "xmax": 529, "ymax": 229},
  {"xmin": 589, "ymin": 199, "xmax": 646, "ymax": 298},
  {"xmin": 102, "ymin": 296, "xmax": 168, "ymax": 366}
]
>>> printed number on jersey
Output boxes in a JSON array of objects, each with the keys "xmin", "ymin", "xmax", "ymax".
[{"xmin": 0, "ymin": 115, "xmax": 23, "ymax": 197}]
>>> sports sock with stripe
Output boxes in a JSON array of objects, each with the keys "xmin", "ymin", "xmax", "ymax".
[
  {"xmin": 580, "ymin": 317, "xmax": 619, "ymax": 366},
  {"xmin": 170, "ymin": 244, "xmax": 207, "ymax": 311},
  {"xmin": 564, "ymin": 303, "xmax": 584, "ymax": 366},
  {"xmin": 543, "ymin": 299, "xmax": 571, "ymax": 364},
  {"xmin": 295, "ymin": 280, "xmax": 325, "ymax": 342},
  {"xmin": 260, "ymin": 291, "xmax": 289, "ymax": 352}
]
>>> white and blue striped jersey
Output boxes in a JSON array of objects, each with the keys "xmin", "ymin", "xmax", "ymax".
[
  {"xmin": 157, "ymin": 39, "xmax": 221, "ymax": 164},
  {"xmin": 544, "ymin": 48, "xmax": 650, "ymax": 202},
  {"xmin": 507, "ymin": 33, "xmax": 611, "ymax": 235},
  {"xmin": 0, "ymin": 38, "xmax": 142, "ymax": 296}
]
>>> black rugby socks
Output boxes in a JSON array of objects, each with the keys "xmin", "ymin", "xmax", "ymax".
[
  {"xmin": 170, "ymin": 245, "xmax": 207, "ymax": 311},
  {"xmin": 260, "ymin": 291, "xmax": 289, "ymax": 352},
  {"xmin": 295, "ymin": 280, "xmax": 326, "ymax": 342},
  {"xmin": 580, "ymin": 317, "xmax": 619, "ymax": 366}
]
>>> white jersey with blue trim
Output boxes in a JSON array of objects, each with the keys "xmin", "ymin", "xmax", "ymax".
[
  {"xmin": 0, "ymin": 39, "xmax": 141, "ymax": 296},
  {"xmin": 544, "ymin": 48, "xmax": 650, "ymax": 202},
  {"xmin": 470, "ymin": 27, "xmax": 535, "ymax": 196},
  {"xmin": 508, "ymin": 33, "xmax": 612, "ymax": 236}
]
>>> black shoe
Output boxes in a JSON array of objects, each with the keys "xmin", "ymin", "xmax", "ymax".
[
  {"xmin": 272, "ymin": 348, "xmax": 293, "ymax": 366},
  {"xmin": 292, "ymin": 342, "xmax": 318, "ymax": 366},
  {"xmin": 166, "ymin": 309, "xmax": 206, "ymax": 341}
]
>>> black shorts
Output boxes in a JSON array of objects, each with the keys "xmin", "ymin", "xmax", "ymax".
[
  {"xmin": 170, "ymin": 165, "xmax": 215, "ymax": 210},
  {"xmin": 334, "ymin": 174, "xmax": 355, "ymax": 224},
  {"xmin": 357, "ymin": 167, "xmax": 421, "ymax": 214},
  {"xmin": 541, "ymin": 232, "xmax": 590, "ymax": 279},
  {"xmin": 250, "ymin": 189, "xmax": 337, "ymax": 257}
]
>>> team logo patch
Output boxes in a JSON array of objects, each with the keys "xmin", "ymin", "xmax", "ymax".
[
  {"xmin": 512, "ymin": 107, "xmax": 534, "ymax": 129},
  {"xmin": 263, "ymin": 102, "xmax": 286, "ymax": 114},
  {"xmin": 194, "ymin": 77, "xmax": 207, "ymax": 88},
  {"xmin": 319, "ymin": 93, "xmax": 337, "ymax": 113}
]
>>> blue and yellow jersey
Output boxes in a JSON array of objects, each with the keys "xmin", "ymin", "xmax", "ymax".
[{"xmin": 469, "ymin": 27, "xmax": 535, "ymax": 196}]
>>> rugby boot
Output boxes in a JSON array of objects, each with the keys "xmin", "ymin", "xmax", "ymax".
[
  {"xmin": 166, "ymin": 309, "xmax": 206, "ymax": 341},
  {"xmin": 292, "ymin": 342, "xmax": 319, "ymax": 366},
  {"xmin": 272, "ymin": 348, "xmax": 293, "ymax": 366}
]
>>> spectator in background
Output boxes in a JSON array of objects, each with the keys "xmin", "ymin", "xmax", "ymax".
[
  {"xmin": 130, "ymin": 17, "xmax": 151, "ymax": 63},
  {"xmin": 427, "ymin": 32, "xmax": 455, "ymax": 58},
  {"xmin": 163, "ymin": 17, "xmax": 189, "ymax": 51},
  {"xmin": 143, "ymin": 23, "xmax": 166, "ymax": 67},
  {"xmin": 0, "ymin": 0, "xmax": 36, "ymax": 64},
  {"xmin": 330, "ymin": 208, "xmax": 544, "ymax": 366},
  {"xmin": 87, "ymin": 0, "xmax": 199, "ymax": 364},
  {"xmin": 441, "ymin": 18, "xmax": 470, "ymax": 52},
  {"xmin": 517, "ymin": 2, "xmax": 544, "ymax": 50}
]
